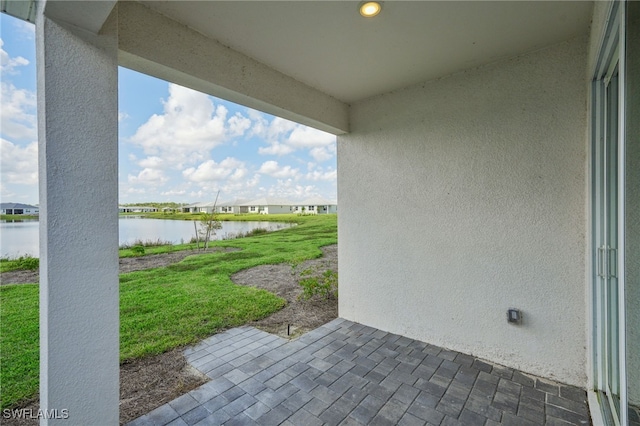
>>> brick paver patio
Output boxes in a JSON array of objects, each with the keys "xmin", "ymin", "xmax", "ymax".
[{"xmin": 127, "ymin": 318, "xmax": 591, "ymax": 425}]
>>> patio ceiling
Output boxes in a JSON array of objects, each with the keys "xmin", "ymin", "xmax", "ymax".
[
  {"xmin": 140, "ymin": 1, "xmax": 593, "ymax": 104},
  {"xmin": 2, "ymin": 0, "xmax": 593, "ymax": 132}
]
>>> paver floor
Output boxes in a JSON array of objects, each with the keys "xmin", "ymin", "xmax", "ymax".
[{"xmin": 127, "ymin": 318, "xmax": 591, "ymax": 425}]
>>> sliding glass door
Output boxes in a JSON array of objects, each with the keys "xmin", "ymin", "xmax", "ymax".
[
  {"xmin": 592, "ymin": 2, "xmax": 627, "ymax": 425},
  {"xmin": 594, "ymin": 60, "xmax": 622, "ymax": 425}
]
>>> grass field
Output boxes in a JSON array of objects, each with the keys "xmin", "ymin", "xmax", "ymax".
[{"xmin": 0, "ymin": 214, "xmax": 337, "ymax": 410}]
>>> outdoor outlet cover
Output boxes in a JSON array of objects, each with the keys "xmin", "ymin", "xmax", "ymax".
[{"xmin": 507, "ymin": 309, "xmax": 522, "ymax": 324}]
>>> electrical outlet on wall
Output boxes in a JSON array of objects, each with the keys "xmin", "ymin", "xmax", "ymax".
[{"xmin": 507, "ymin": 308, "xmax": 522, "ymax": 324}]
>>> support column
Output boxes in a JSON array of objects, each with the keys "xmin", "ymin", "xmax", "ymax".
[{"xmin": 36, "ymin": 7, "xmax": 119, "ymax": 425}]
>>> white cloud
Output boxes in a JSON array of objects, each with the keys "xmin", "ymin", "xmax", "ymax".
[
  {"xmin": 258, "ymin": 160, "xmax": 300, "ymax": 179},
  {"xmin": 216, "ymin": 173, "xmax": 261, "ymax": 198},
  {"xmin": 125, "ymin": 187, "xmax": 147, "ymax": 195},
  {"xmin": 118, "ymin": 111, "xmax": 129, "ymax": 122},
  {"xmin": 287, "ymin": 126, "xmax": 335, "ymax": 149},
  {"xmin": 266, "ymin": 179, "xmax": 322, "ymax": 200},
  {"xmin": 0, "ymin": 138, "xmax": 38, "ymax": 185},
  {"xmin": 189, "ymin": 190, "xmax": 207, "ymax": 199},
  {"xmin": 251, "ymin": 111, "xmax": 337, "ymax": 162},
  {"xmin": 182, "ymin": 157, "xmax": 247, "ymax": 183},
  {"xmin": 0, "ymin": 81, "xmax": 37, "ymax": 141},
  {"xmin": 258, "ymin": 142, "xmax": 294, "ymax": 156},
  {"xmin": 0, "ymin": 39, "xmax": 29, "ymax": 74},
  {"xmin": 129, "ymin": 84, "xmax": 228, "ymax": 169},
  {"xmin": 161, "ymin": 189, "xmax": 186, "ymax": 196},
  {"xmin": 246, "ymin": 174, "xmax": 260, "ymax": 188},
  {"xmin": 267, "ymin": 117, "xmax": 297, "ymax": 139},
  {"xmin": 227, "ymin": 113, "xmax": 251, "ymax": 137},
  {"xmin": 138, "ymin": 156, "xmax": 164, "ymax": 169},
  {"xmin": 309, "ymin": 145, "xmax": 336, "ymax": 162},
  {"xmin": 127, "ymin": 168, "xmax": 169, "ymax": 186},
  {"xmin": 306, "ymin": 169, "xmax": 337, "ymax": 182},
  {"xmin": 229, "ymin": 168, "xmax": 247, "ymax": 181}
]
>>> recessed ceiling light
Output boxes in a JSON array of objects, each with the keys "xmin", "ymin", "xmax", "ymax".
[{"xmin": 360, "ymin": 1, "xmax": 382, "ymax": 18}]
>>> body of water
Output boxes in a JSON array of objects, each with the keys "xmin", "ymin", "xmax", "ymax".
[{"xmin": 0, "ymin": 217, "xmax": 291, "ymax": 258}]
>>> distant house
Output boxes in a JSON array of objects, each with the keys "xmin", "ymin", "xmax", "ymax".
[
  {"xmin": 180, "ymin": 204, "xmax": 197, "ymax": 213},
  {"xmin": 1, "ymin": 203, "xmax": 39, "ymax": 215},
  {"xmin": 292, "ymin": 198, "xmax": 337, "ymax": 215},
  {"xmin": 118, "ymin": 206, "xmax": 158, "ymax": 213},
  {"xmin": 238, "ymin": 198, "xmax": 292, "ymax": 214},
  {"xmin": 195, "ymin": 201, "xmax": 217, "ymax": 213},
  {"xmin": 215, "ymin": 199, "xmax": 249, "ymax": 214},
  {"xmin": 181, "ymin": 201, "xmax": 220, "ymax": 213},
  {"xmin": 132, "ymin": 206, "xmax": 158, "ymax": 213},
  {"xmin": 181, "ymin": 202, "xmax": 207, "ymax": 213}
]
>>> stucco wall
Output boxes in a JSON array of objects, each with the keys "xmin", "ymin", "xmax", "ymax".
[{"xmin": 338, "ymin": 37, "xmax": 589, "ymax": 386}]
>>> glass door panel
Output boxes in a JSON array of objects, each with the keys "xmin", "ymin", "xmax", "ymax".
[{"xmin": 595, "ymin": 58, "xmax": 622, "ymax": 426}]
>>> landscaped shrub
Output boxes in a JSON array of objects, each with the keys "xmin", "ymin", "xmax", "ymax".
[
  {"xmin": 119, "ymin": 239, "xmax": 173, "ymax": 249},
  {"xmin": 247, "ymin": 227, "xmax": 268, "ymax": 236},
  {"xmin": 298, "ymin": 268, "xmax": 338, "ymax": 300},
  {"xmin": 0, "ymin": 255, "xmax": 39, "ymax": 272},
  {"xmin": 131, "ymin": 245, "xmax": 145, "ymax": 256}
]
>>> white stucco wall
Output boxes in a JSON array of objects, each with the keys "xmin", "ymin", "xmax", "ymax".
[
  {"xmin": 37, "ymin": 9, "xmax": 119, "ymax": 424},
  {"xmin": 339, "ymin": 37, "xmax": 589, "ymax": 386}
]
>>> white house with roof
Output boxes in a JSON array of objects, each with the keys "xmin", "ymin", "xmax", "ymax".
[
  {"xmin": 215, "ymin": 199, "xmax": 249, "ymax": 214},
  {"xmin": 180, "ymin": 202, "xmax": 213, "ymax": 213},
  {"xmin": 0, "ymin": 203, "xmax": 39, "ymax": 215},
  {"xmin": 2, "ymin": 1, "xmax": 637, "ymax": 424},
  {"xmin": 118, "ymin": 205, "xmax": 157, "ymax": 213},
  {"xmin": 238, "ymin": 197, "xmax": 292, "ymax": 214},
  {"xmin": 292, "ymin": 198, "xmax": 337, "ymax": 215}
]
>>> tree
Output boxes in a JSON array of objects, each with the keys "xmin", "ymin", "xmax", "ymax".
[{"xmin": 198, "ymin": 191, "xmax": 221, "ymax": 249}]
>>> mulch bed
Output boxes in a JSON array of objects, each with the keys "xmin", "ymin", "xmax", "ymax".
[{"xmin": 1, "ymin": 245, "xmax": 338, "ymax": 425}]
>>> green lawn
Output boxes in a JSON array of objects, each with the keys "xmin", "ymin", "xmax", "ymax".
[{"xmin": 0, "ymin": 214, "xmax": 337, "ymax": 410}]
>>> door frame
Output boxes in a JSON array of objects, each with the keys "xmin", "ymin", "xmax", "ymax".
[{"xmin": 591, "ymin": 1, "xmax": 627, "ymax": 425}]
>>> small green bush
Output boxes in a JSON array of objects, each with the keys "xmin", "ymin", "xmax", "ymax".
[
  {"xmin": 131, "ymin": 245, "xmax": 145, "ymax": 256},
  {"xmin": 0, "ymin": 255, "xmax": 39, "ymax": 272},
  {"xmin": 119, "ymin": 239, "xmax": 172, "ymax": 249},
  {"xmin": 247, "ymin": 227, "xmax": 268, "ymax": 236},
  {"xmin": 298, "ymin": 269, "xmax": 338, "ymax": 300}
]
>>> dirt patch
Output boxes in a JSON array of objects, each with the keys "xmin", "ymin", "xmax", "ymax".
[
  {"xmin": 2, "ymin": 244, "xmax": 338, "ymax": 425},
  {"xmin": 0, "ymin": 247, "xmax": 239, "ymax": 285},
  {"xmin": 119, "ymin": 349, "xmax": 208, "ymax": 424},
  {"xmin": 3, "ymin": 350, "xmax": 208, "ymax": 426},
  {"xmin": 232, "ymin": 244, "xmax": 338, "ymax": 338}
]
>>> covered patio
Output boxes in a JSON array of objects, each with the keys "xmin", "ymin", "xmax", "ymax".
[
  {"xmin": 127, "ymin": 319, "xmax": 591, "ymax": 426},
  {"xmin": 0, "ymin": 1, "xmax": 637, "ymax": 425}
]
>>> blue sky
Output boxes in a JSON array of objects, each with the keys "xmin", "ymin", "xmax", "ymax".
[{"xmin": 1, "ymin": 14, "xmax": 337, "ymax": 205}]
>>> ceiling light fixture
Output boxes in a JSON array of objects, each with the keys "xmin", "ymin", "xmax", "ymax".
[{"xmin": 359, "ymin": 1, "xmax": 382, "ymax": 18}]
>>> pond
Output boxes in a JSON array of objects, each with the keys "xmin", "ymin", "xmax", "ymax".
[{"xmin": 0, "ymin": 217, "xmax": 292, "ymax": 258}]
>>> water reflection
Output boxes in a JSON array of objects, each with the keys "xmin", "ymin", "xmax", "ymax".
[{"xmin": 1, "ymin": 218, "xmax": 291, "ymax": 258}]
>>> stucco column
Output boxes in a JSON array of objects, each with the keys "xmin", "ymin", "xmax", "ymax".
[{"xmin": 36, "ymin": 8, "xmax": 119, "ymax": 425}]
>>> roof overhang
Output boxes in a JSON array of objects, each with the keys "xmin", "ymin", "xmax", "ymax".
[
  {"xmin": 1, "ymin": 0, "xmax": 116, "ymax": 33},
  {"xmin": 1, "ymin": 1, "xmax": 594, "ymax": 136},
  {"xmin": 1, "ymin": 0, "xmax": 36, "ymax": 22}
]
